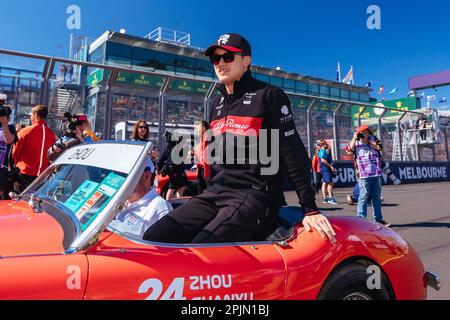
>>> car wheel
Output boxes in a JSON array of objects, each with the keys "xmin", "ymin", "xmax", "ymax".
[{"xmin": 317, "ymin": 261, "xmax": 393, "ymax": 300}]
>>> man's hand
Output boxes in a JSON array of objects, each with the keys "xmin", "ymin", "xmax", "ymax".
[
  {"xmin": 53, "ymin": 145, "xmax": 62, "ymax": 153},
  {"xmin": 303, "ymin": 214, "xmax": 336, "ymax": 244}
]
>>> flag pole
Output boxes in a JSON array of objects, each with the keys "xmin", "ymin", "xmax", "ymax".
[{"xmin": 351, "ymin": 65, "xmax": 355, "ymax": 85}]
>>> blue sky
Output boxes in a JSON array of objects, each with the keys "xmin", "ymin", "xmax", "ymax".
[{"xmin": 1, "ymin": 0, "xmax": 450, "ymax": 107}]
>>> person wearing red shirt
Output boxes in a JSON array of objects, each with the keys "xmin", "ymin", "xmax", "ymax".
[{"xmin": 12, "ymin": 105, "xmax": 56, "ymax": 189}]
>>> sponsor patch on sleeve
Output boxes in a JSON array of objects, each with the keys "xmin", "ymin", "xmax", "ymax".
[{"xmin": 284, "ymin": 129, "xmax": 295, "ymax": 137}]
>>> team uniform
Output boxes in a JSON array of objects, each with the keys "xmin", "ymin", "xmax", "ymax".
[{"xmin": 144, "ymin": 70, "xmax": 319, "ymax": 243}]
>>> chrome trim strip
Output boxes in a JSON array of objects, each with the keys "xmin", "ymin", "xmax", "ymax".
[
  {"xmin": 40, "ymin": 196, "xmax": 82, "ymax": 237},
  {"xmin": 0, "ymin": 252, "xmax": 67, "ymax": 259},
  {"xmin": 68, "ymin": 142, "xmax": 153, "ymax": 252},
  {"xmin": 21, "ymin": 194, "xmax": 82, "ymax": 239},
  {"xmin": 106, "ymin": 228, "xmax": 273, "ymax": 248}
]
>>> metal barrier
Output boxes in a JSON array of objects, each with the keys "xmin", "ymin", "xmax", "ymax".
[{"xmin": 1, "ymin": 47, "xmax": 449, "ymax": 161}]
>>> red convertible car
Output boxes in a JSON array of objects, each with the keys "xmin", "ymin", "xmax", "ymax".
[{"xmin": 0, "ymin": 141, "xmax": 440, "ymax": 300}]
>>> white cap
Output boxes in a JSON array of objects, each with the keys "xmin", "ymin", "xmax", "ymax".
[{"xmin": 0, "ymin": 93, "xmax": 7, "ymax": 101}]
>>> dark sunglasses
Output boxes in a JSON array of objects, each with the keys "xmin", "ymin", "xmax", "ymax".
[
  {"xmin": 138, "ymin": 125, "xmax": 148, "ymax": 129},
  {"xmin": 209, "ymin": 52, "xmax": 246, "ymax": 65}
]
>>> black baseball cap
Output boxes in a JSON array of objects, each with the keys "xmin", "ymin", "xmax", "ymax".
[{"xmin": 205, "ymin": 33, "xmax": 252, "ymax": 57}]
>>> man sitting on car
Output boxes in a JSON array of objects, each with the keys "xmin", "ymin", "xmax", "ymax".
[{"xmin": 109, "ymin": 159, "xmax": 173, "ymax": 240}]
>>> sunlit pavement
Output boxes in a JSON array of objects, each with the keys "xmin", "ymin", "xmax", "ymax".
[{"xmin": 285, "ymin": 182, "xmax": 450, "ymax": 300}]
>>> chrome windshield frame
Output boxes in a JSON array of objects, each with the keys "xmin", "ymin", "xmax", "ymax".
[
  {"xmin": 23, "ymin": 193, "xmax": 83, "ymax": 249},
  {"xmin": 21, "ymin": 165, "xmax": 83, "ymax": 242},
  {"xmin": 19, "ymin": 140, "xmax": 152, "ymax": 254},
  {"xmin": 66, "ymin": 141, "xmax": 153, "ymax": 253}
]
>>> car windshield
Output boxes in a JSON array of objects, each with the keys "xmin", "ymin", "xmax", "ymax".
[{"xmin": 25, "ymin": 163, "xmax": 128, "ymax": 231}]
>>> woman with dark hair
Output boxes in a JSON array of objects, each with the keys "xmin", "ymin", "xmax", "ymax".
[
  {"xmin": 132, "ymin": 120, "xmax": 158, "ymax": 184},
  {"xmin": 132, "ymin": 120, "xmax": 150, "ymax": 142}
]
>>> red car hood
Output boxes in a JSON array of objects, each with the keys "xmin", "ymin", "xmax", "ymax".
[{"xmin": 0, "ymin": 200, "xmax": 65, "ymax": 257}]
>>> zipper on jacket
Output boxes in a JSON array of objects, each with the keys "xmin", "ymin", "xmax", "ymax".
[{"xmin": 221, "ymin": 95, "xmax": 230, "ymax": 188}]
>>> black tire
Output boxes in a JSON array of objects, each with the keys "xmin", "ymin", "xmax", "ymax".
[{"xmin": 317, "ymin": 261, "xmax": 393, "ymax": 300}]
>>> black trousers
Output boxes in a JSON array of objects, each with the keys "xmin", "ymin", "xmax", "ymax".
[
  {"xmin": 420, "ymin": 130, "xmax": 427, "ymax": 140},
  {"xmin": 0, "ymin": 169, "xmax": 9, "ymax": 199},
  {"xmin": 143, "ymin": 189, "xmax": 280, "ymax": 243},
  {"xmin": 196, "ymin": 166, "xmax": 208, "ymax": 194}
]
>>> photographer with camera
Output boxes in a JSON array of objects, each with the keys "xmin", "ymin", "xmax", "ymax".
[
  {"xmin": 12, "ymin": 105, "xmax": 56, "ymax": 190},
  {"xmin": 348, "ymin": 125, "xmax": 389, "ymax": 227},
  {"xmin": 0, "ymin": 94, "xmax": 19, "ymax": 199},
  {"xmin": 48, "ymin": 113, "xmax": 88, "ymax": 162},
  {"xmin": 157, "ymin": 131, "xmax": 188, "ymax": 200}
]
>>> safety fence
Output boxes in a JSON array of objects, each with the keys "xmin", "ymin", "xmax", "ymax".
[{"xmin": 1, "ymin": 48, "xmax": 449, "ymax": 163}]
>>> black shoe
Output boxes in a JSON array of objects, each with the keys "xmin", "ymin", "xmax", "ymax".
[
  {"xmin": 376, "ymin": 220, "xmax": 390, "ymax": 227},
  {"xmin": 346, "ymin": 195, "xmax": 354, "ymax": 205}
]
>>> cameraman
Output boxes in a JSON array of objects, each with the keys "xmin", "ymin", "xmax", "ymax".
[
  {"xmin": 348, "ymin": 125, "xmax": 389, "ymax": 226},
  {"xmin": 157, "ymin": 131, "xmax": 188, "ymax": 200},
  {"xmin": 48, "ymin": 113, "xmax": 88, "ymax": 162},
  {"xmin": 0, "ymin": 94, "xmax": 18, "ymax": 199},
  {"xmin": 13, "ymin": 105, "xmax": 56, "ymax": 190}
]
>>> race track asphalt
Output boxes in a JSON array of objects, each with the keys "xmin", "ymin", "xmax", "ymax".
[{"xmin": 284, "ymin": 181, "xmax": 450, "ymax": 300}]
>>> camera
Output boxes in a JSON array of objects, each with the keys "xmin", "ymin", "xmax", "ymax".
[
  {"xmin": 61, "ymin": 112, "xmax": 87, "ymax": 137},
  {"xmin": 0, "ymin": 93, "xmax": 12, "ymax": 118},
  {"xmin": 357, "ymin": 132, "xmax": 365, "ymax": 139},
  {"xmin": 164, "ymin": 131, "xmax": 184, "ymax": 149},
  {"xmin": 164, "ymin": 131, "xmax": 173, "ymax": 143}
]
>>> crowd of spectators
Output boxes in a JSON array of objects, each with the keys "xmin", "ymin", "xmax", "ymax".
[{"xmin": 0, "ymin": 95, "xmax": 101, "ymax": 199}]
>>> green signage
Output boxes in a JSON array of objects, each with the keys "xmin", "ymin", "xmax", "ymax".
[
  {"xmin": 116, "ymin": 71, "xmax": 131, "ymax": 84},
  {"xmin": 351, "ymin": 97, "xmax": 419, "ymax": 120},
  {"xmin": 87, "ymin": 68, "xmax": 104, "ymax": 86},
  {"xmin": 87, "ymin": 68, "xmax": 209, "ymax": 94},
  {"xmin": 169, "ymin": 80, "xmax": 210, "ymax": 94},
  {"xmin": 290, "ymin": 96, "xmax": 310, "ymax": 110},
  {"xmin": 289, "ymin": 96, "xmax": 351, "ymax": 114}
]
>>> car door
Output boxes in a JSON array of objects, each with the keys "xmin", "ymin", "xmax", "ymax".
[
  {"xmin": 84, "ymin": 232, "xmax": 286, "ymax": 300},
  {"xmin": 0, "ymin": 254, "xmax": 88, "ymax": 300}
]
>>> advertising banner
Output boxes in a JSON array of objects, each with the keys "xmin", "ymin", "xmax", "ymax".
[
  {"xmin": 327, "ymin": 161, "xmax": 450, "ymax": 188},
  {"xmin": 285, "ymin": 161, "xmax": 450, "ymax": 190}
]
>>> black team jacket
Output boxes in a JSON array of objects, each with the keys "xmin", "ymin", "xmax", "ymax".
[{"xmin": 207, "ymin": 70, "xmax": 320, "ymax": 216}]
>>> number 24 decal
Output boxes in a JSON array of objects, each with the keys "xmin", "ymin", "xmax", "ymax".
[{"xmin": 138, "ymin": 278, "xmax": 186, "ymax": 300}]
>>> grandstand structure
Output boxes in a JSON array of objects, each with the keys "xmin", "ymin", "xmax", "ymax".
[
  {"xmin": 1, "ymin": 27, "xmax": 449, "ymax": 162},
  {"xmin": 83, "ymin": 28, "xmax": 371, "ymax": 155}
]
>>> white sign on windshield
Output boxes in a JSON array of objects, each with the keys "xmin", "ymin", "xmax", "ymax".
[{"xmin": 54, "ymin": 143, "xmax": 146, "ymax": 174}]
